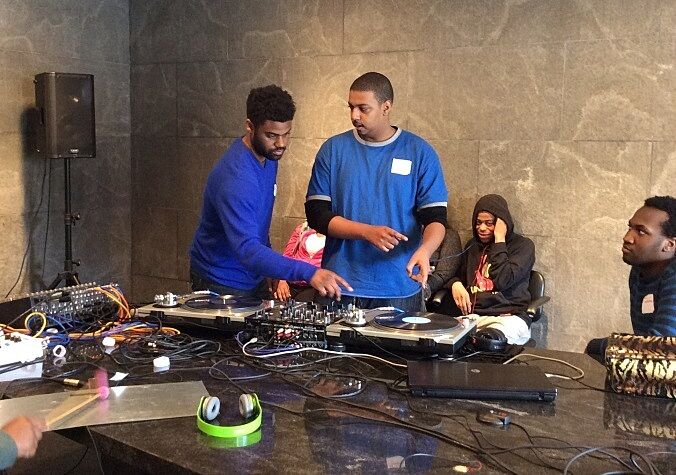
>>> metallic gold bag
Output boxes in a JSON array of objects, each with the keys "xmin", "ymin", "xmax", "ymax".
[{"xmin": 605, "ymin": 333, "xmax": 676, "ymax": 399}]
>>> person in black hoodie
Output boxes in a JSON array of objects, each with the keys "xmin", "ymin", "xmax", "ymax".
[{"xmin": 447, "ymin": 194, "xmax": 535, "ymax": 344}]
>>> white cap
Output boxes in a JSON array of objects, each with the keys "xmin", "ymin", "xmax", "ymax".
[
  {"xmin": 153, "ymin": 356, "xmax": 170, "ymax": 370},
  {"xmin": 102, "ymin": 336, "xmax": 116, "ymax": 348}
]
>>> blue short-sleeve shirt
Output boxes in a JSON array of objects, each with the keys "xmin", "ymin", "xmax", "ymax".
[{"xmin": 307, "ymin": 128, "xmax": 448, "ymax": 298}]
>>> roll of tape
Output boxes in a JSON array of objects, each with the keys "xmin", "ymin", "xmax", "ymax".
[
  {"xmin": 153, "ymin": 356, "xmax": 170, "ymax": 370},
  {"xmin": 102, "ymin": 336, "xmax": 116, "ymax": 348}
]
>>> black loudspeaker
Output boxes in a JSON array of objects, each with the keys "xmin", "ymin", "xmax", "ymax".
[{"xmin": 34, "ymin": 72, "xmax": 96, "ymax": 158}]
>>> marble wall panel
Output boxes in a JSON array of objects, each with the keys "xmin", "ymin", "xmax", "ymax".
[
  {"xmin": 408, "ymin": 44, "xmax": 564, "ymax": 140},
  {"xmin": 282, "ymin": 53, "xmax": 410, "ymax": 139},
  {"xmin": 483, "ymin": 0, "xmax": 662, "ymax": 45},
  {"xmin": 543, "ymin": 237, "xmax": 633, "ymax": 352},
  {"xmin": 344, "ymin": 0, "xmax": 484, "ymax": 53},
  {"xmin": 661, "ymin": 0, "xmax": 676, "ymax": 38},
  {"xmin": 274, "ymin": 139, "xmax": 324, "ymax": 219},
  {"xmin": 0, "ymin": 133, "xmax": 48, "ymax": 215},
  {"xmin": 428, "ymin": 140, "xmax": 479, "ymax": 232},
  {"xmin": 131, "ymin": 64, "xmax": 176, "ymax": 137},
  {"xmin": 69, "ymin": 136, "xmax": 131, "ymax": 213},
  {"xmin": 129, "ymin": 0, "xmax": 179, "ymax": 63},
  {"xmin": 0, "ymin": 213, "xmax": 35, "ymax": 295},
  {"xmin": 227, "ymin": 0, "xmax": 342, "ymax": 59},
  {"xmin": 657, "ymin": 36, "xmax": 675, "ymax": 140},
  {"xmin": 0, "ymin": 207, "xmax": 66, "ymax": 295},
  {"xmin": 132, "ymin": 136, "xmax": 178, "ymax": 209},
  {"xmin": 72, "ymin": 206, "xmax": 132, "ymax": 292},
  {"xmin": 0, "ymin": 51, "xmax": 36, "ymax": 135},
  {"xmin": 132, "ymin": 274, "xmax": 191, "ymax": 304},
  {"xmin": 478, "ymin": 141, "xmax": 651, "ymax": 240},
  {"xmin": 22, "ymin": 170, "xmax": 133, "ymax": 293},
  {"xmin": 177, "ymin": 60, "xmax": 282, "ymax": 137},
  {"xmin": 562, "ymin": 39, "xmax": 672, "ymax": 141},
  {"xmin": 176, "ymin": 209, "xmax": 201, "ymax": 282},
  {"xmin": 27, "ymin": 210, "xmax": 66, "ymax": 292},
  {"xmin": 270, "ymin": 215, "xmax": 306, "ymax": 253},
  {"xmin": 85, "ymin": 60, "xmax": 131, "ymax": 138},
  {"xmin": 0, "ymin": 0, "xmax": 129, "ymax": 63},
  {"xmin": 131, "ymin": 206, "xmax": 178, "ymax": 279},
  {"xmin": 174, "ymin": 138, "xmax": 233, "ymax": 213},
  {"xmin": 526, "ymin": 235, "xmax": 561, "ymax": 347},
  {"xmin": 130, "ymin": 0, "xmax": 229, "ymax": 64},
  {"xmin": 651, "ymin": 142, "xmax": 676, "ymax": 196}
]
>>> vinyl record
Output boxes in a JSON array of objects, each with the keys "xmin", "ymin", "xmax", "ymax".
[
  {"xmin": 373, "ymin": 311, "xmax": 459, "ymax": 332},
  {"xmin": 184, "ymin": 294, "xmax": 263, "ymax": 311}
]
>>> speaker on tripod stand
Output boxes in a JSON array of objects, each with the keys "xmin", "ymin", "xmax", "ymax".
[{"xmin": 34, "ymin": 72, "xmax": 96, "ymax": 289}]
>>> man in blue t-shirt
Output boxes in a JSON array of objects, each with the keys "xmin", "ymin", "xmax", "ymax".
[
  {"xmin": 305, "ymin": 72, "xmax": 448, "ymax": 312},
  {"xmin": 190, "ymin": 85, "xmax": 351, "ymax": 299},
  {"xmin": 622, "ymin": 196, "xmax": 676, "ymax": 336}
]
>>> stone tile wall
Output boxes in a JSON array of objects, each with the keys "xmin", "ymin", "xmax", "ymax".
[
  {"xmin": 0, "ymin": 1, "xmax": 131, "ymax": 297},
  {"xmin": 130, "ymin": 0, "xmax": 674, "ymax": 351}
]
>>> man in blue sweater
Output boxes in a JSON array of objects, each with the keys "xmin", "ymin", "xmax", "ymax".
[
  {"xmin": 622, "ymin": 196, "xmax": 676, "ymax": 336},
  {"xmin": 0, "ymin": 416, "xmax": 45, "ymax": 470},
  {"xmin": 190, "ymin": 85, "xmax": 351, "ymax": 299}
]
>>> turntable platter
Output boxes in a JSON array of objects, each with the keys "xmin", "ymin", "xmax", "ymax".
[
  {"xmin": 372, "ymin": 311, "xmax": 459, "ymax": 332},
  {"xmin": 184, "ymin": 295, "xmax": 263, "ymax": 311}
]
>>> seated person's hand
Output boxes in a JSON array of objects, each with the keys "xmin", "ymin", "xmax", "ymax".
[
  {"xmin": 363, "ymin": 225, "xmax": 408, "ymax": 252},
  {"xmin": 309, "ymin": 269, "xmax": 352, "ymax": 300},
  {"xmin": 274, "ymin": 280, "xmax": 291, "ymax": 301},
  {"xmin": 2, "ymin": 416, "xmax": 46, "ymax": 459},
  {"xmin": 451, "ymin": 281, "xmax": 472, "ymax": 315},
  {"xmin": 494, "ymin": 217, "xmax": 507, "ymax": 242},
  {"xmin": 406, "ymin": 247, "xmax": 431, "ymax": 286}
]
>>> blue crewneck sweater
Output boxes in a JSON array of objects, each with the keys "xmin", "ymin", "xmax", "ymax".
[{"xmin": 190, "ymin": 139, "xmax": 316, "ymax": 289}]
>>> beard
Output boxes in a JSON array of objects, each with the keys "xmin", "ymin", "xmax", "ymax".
[{"xmin": 251, "ymin": 134, "xmax": 285, "ymax": 161}]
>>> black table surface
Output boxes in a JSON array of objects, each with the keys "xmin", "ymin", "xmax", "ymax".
[{"xmin": 4, "ymin": 343, "xmax": 675, "ymax": 474}]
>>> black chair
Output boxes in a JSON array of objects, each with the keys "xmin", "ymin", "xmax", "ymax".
[
  {"xmin": 428, "ymin": 270, "xmax": 550, "ymax": 322},
  {"xmin": 527, "ymin": 270, "xmax": 550, "ymax": 322}
]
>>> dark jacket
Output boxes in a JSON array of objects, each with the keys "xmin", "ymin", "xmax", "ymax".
[{"xmin": 449, "ymin": 194, "xmax": 535, "ymax": 318}]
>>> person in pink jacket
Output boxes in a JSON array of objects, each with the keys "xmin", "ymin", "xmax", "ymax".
[{"xmin": 274, "ymin": 221, "xmax": 326, "ymax": 301}]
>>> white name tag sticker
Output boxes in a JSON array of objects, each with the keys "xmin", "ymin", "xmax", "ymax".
[
  {"xmin": 642, "ymin": 294, "xmax": 655, "ymax": 314},
  {"xmin": 391, "ymin": 158, "xmax": 412, "ymax": 175}
]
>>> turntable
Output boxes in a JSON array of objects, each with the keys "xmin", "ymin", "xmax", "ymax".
[
  {"xmin": 135, "ymin": 291, "xmax": 267, "ymax": 330},
  {"xmin": 326, "ymin": 308, "xmax": 476, "ymax": 355}
]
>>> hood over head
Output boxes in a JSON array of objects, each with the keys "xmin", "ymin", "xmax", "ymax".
[{"xmin": 472, "ymin": 194, "xmax": 515, "ymax": 242}]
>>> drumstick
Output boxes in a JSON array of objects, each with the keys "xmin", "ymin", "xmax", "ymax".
[{"xmin": 46, "ymin": 369, "xmax": 109, "ymax": 429}]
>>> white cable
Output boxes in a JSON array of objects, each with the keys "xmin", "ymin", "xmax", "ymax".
[
  {"xmin": 503, "ymin": 353, "xmax": 585, "ymax": 380},
  {"xmin": 241, "ymin": 338, "xmax": 408, "ymax": 368}
]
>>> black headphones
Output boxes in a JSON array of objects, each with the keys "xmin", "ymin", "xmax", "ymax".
[
  {"xmin": 196, "ymin": 393, "xmax": 262, "ymax": 438},
  {"xmin": 470, "ymin": 327, "xmax": 508, "ymax": 352}
]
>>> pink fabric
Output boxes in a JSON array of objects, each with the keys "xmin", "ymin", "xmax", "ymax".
[{"xmin": 282, "ymin": 223, "xmax": 324, "ymax": 285}]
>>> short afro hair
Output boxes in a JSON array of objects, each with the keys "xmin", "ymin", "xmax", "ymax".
[
  {"xmin": 246, "ymin": 85, "xmax": 295, "ymax": 127},
  {"xmin": 644, "ymin": 195, "xmax": 676, "ymax": 238},
  {"xmin": 350, "ymin": 72, "xmax": 394, "ymax": 104}
]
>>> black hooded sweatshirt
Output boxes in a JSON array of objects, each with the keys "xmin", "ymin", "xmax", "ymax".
[{"xmin": 448, "ymin": 194, "xmax": 535, "ymax": 322}]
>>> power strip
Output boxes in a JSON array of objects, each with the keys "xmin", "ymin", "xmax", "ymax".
[{"xmin": 0, "ymin": 332, "xmax": 45, "ymax": 366}]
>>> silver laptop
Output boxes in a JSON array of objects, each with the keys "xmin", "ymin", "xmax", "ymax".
[{"xmin": 408, "ymin": 360, "xmax": 557, "ymax": 402}]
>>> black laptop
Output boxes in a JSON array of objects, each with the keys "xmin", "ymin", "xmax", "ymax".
[{"xmin": 408, "ymin": 360, "xmax": 557, "ymax": 402}]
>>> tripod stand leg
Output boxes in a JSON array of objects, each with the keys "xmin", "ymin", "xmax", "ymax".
[{"xmin": 48, "ymin": 271, "xmax": 80, "ymax": 290}]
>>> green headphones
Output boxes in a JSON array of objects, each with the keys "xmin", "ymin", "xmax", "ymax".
[{"xmin": 196, "ymin": 393, "xmax": 263, "ymax": 438}]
